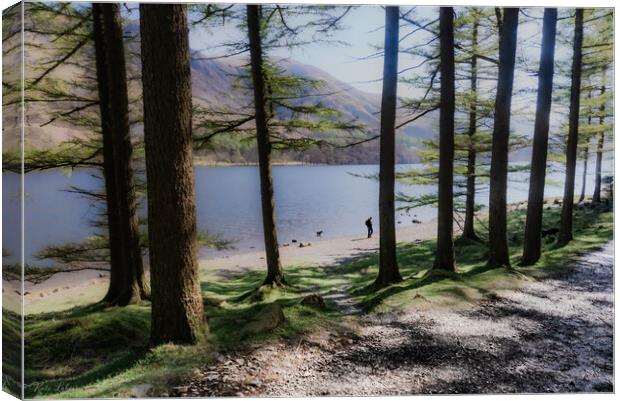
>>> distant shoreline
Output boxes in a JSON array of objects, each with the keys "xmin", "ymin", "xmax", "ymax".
[{"xmin": 192, "ymin": 159, "xmax": 325, "ymax": 167}]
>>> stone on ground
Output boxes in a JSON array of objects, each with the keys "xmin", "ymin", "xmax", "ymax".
[
  {"xmin": 241, "ymin": 303, "xmax": 285, "ymax": 336},
  {"xmin": 301, "ymin": 293, "xmax": 326, "ymax": 309}
]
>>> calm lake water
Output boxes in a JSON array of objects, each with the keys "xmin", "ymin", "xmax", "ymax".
[{"xmin": 2, "ymin": 162, "xmax": 612, "ymax": 265}]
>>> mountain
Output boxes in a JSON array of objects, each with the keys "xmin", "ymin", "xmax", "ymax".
[
  {"xmin": 3, "ymin": 43, "xmax": 435, "ymax": 164},
  {"xmin": 188, "ymin": 56, "xmax": 435, "ymax": 164}
]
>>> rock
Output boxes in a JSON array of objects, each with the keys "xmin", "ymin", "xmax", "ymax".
[
  {"xmin": 291, "ymin": 239, "xmax": 298, "ymax": 243},
  {"xmin": 301, "ymin": 293, "xmax": 326, "ymax": 309},
  {"xmin": 282, "ymin": 243, "xmax": 290, "ymax": 247},
  {"xmin": 203, "ymin": 296, "xmax": 223, "ymax": 307},
  {"xmin": 412, "ymin": 219, "xmax": 422, "ymax": 224},
  {"xmin": 130, "ymin": 384, "xmax": 153, "ymax": 398},
  {"xmin": 241, "ymin": 303, "xmax": 285, "ymax": 336}
]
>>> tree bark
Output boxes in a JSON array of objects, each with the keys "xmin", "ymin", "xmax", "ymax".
[
  {"xmin": 92, "ymin": 4, "xmax": 123, "ymax": 304},
  {"xmin": 247, "ymin": 5, "xmax": 285, "ymax": 287},
  {"xmin": 460, "ymin": 17, "xmax": 480, "ymax": 243},
  {"xmin": 140, "ymin": 3, "xmax": 205, "ymax": 345},
  {"xmin": 433, "ymin": 7, "xmax": 456, "ymax": 272},
  {"xmin": 593, "ymin": 129, "xmax": 605, "ymax": 203},
  {"xmin": 558, "ymin": 9, "xmax": 584, "ymax": 246},
  {"xmin": 592, "ymin": 75, "xmax": 607, "ymax": 204},
  {"xmin": 101, "ymin": 3, "xmax": 148, "ymax": 304},
  {"xmin": 375, "ymin": 6, "xmax": 402, "ymax": 286},
  {"xmin": 521, "ymin": 8, "xmax": 557, "ymax": 266},
  {"xmin": 578, "ymin": 143, "xmax": 588, "ymax": 203},
  {"xmin": 487, "ymin": 8, "xmax": 519, "ymax": 268}
]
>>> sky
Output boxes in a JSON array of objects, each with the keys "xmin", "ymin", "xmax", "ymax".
[
  {"xmin": 186, "ymin": 5, "xmax": 588, "ymax": 140},
  {"xmin": 189, "ymin": 5, "xmax": 388, "ymax": 93},
  {"xmin": 187, "ymin": 6, "xmax": 563, "ymax": 95}
]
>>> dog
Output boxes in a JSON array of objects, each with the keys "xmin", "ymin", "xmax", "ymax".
[{"xmin": 316, "ymin": 230, "xmax": 323, "ymax": 237}]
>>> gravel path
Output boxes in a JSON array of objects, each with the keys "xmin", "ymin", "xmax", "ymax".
[{"xmin": 173, "ymin": 242, "xmax": 614, "ymax": 396}]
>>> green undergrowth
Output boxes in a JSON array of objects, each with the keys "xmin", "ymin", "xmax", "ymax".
[
  {"xmin": 16, "ymin": 202, "xmax": 612, "ymax": 398},
  {"xmin": 2, "ymin": 309, "xmax": 22, "ymax": 397},
  {"xmin": 21, "ymin": 262, "xmax": 347, "ymax": 398},
  {"xmin": 345, "ymin": 203, "xmax": 613, "ymax": 313}
]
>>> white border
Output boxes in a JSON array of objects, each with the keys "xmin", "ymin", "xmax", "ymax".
[{"xmin": 0, "ymin": 2, "xmax": 616, "ymax": 401}]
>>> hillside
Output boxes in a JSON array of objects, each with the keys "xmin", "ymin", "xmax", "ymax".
[
  {"xmin": 189, "ymin": 56, "xmax": 436, "ymax": 164},
  {"xmin": 3, "ymin": 40, "xmax": 434, "ymax": 164}
]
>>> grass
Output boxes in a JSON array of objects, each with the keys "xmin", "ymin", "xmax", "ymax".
[
  {"xmin": 344, "ymin": 203, "xmax": 613, "ymax": 312},
  {"xmin": 18, "ymin": 261, "xmax": 347, "ymax": 398},
  {"xmin": 6, "ymin": 202, "xmax": 613, "ymax": 398},
  {"xmin": 2, "ymin": 309, "xmax": 22, "ymax": 397}
]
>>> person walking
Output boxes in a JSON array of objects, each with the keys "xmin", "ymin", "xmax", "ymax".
[{"xmin": 365, "ymin": 217, "xmax": 374, "ymax": 239}]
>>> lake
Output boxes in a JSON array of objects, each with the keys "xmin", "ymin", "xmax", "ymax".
[{"xmin": 2, "ymin": 161, "xmax": 612, "ymax": 266}]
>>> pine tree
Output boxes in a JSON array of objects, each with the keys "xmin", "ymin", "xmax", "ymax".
[
  {"xmin": 376, "ymin": 5, "xmax": 402, "ymax": 286},
  {"xmin": 94, "ymin": 3, "xmax": 148, "ymax": 304},
  {"xmin": 4, "ymin": 3, "xmax": 149, "ymax": 303},
  {"xmin": 140, "ymin": 3, "xmax": 205, "ymax": 345},
  {"xmin": 193, "ymin": 5, "xmax": 362, "ymax": 287},
  {"xmin": 246, "ymin": 4, "xmax": 285, "ymax": 286},
  {"xmin": 432, "ymin": 7, "xmax": 456, "ymax": 272},
  {"xmin": 521, "ymin": 8, "xmax": 558, "ymax": 266},
  {"xmin": 487, "ymin": 7, "xmax": 519, "ymax": 268},
  {"xmin": 557, "ymin": 9, "xmax": 584, "ymax": 246},
  {"xmin": 396, "ymin": 8, "xmax": 500, "ymax": 240},
  {"xmin": 580, "ymin": 9, "xmax": 613, "ymax": 203}
]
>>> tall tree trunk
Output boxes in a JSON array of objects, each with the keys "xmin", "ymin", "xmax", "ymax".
[
  {"xmin": 101, "ymin": 4, "xmax": 148, "ymax": 304},
  {"xmin": 593, "ymin": 130, "xmax": 605, "ymax": 203},
  {"xmin": 140, "ymin": 4, "xmax": 205, "ymax": 345},
  {"xmin": 592, "ymin": 74, "xmax": 607, "ymax": 204},
  {"xmin": 578, "ymin": 142, "xmax": 589, "ymax": 203},
  {"xmin": 520, "ymin": 8, "xmax": 558, "ymax": 266},
  {"xmin": 375, "ymin": 6, "xmax": 402, "ymax": 286},
  {"xmin": 92, "ymin": 4, "xmax": 123, "ymax": 304},
  {"xmin": 558, "ymin": 8, "xmax": 584, "ymax": 246},
  {"xmin": 432, "ymin": 7, "xmax": 456, "ymax": 272},
  {"xmin": 579, "ymin": 95, "xmax": 592, "ymax": 204},
  {"xmin": 247, "ymin": 5, "xmax": 285, "ymax": 287},
  {"xmin": 460, "ymin": 17, "xmax": 480, "ymax": 243},
  {"xmin": 487, "ymin": 8, "xmax": 519, "ymax": 268}
]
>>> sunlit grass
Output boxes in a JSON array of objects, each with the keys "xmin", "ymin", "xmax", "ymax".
[{"xmin": 346, "ymin": 204, "xmax": 613, "ymax": 312}]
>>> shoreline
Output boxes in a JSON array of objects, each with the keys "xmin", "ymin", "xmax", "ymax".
[{"xmin": 11, "ymin": 220, "xmax": 437, "ymax": 313}]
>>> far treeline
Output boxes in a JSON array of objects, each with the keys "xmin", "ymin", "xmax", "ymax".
[{"xmin": 1, "ymin": 4, "xmax": 613, "ymax": 344}]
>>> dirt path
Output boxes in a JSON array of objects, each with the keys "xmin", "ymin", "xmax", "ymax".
[{"xmin": 173, "ymin": 242, "xmax": 614, "ymax": 396}]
